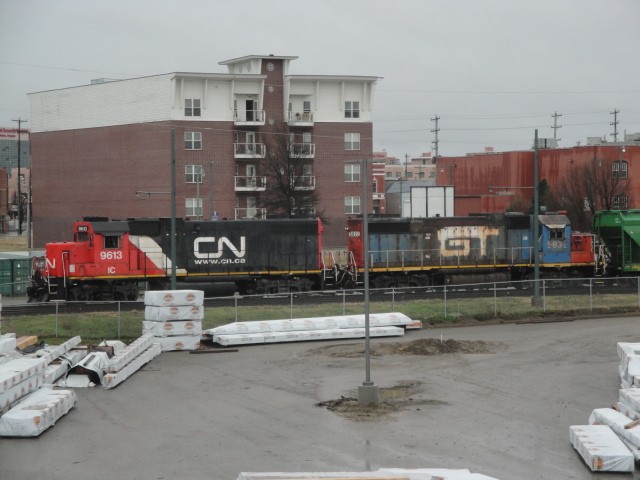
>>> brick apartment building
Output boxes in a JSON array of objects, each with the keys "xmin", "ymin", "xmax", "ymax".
[{"xmin": 28, "ymin": 54, "xmax": 380, "ymax": 247}]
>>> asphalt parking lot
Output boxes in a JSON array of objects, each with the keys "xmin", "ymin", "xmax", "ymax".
[{"xmin": 1, "ymin": 315, "xmax": 639, "ymax": 480}]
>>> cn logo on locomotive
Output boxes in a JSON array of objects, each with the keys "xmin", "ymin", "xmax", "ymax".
[{"xmin": 193, "ymin": 236, "xmax": 246, "ymax": 259}]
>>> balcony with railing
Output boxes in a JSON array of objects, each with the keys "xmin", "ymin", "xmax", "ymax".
[
  {"xmin": 234, "ymin": 109, "xmax": 265, "ymax": 126},
  {"xmin": 293, "ymin": 175, "xmax": 316, "ymax": 190},
  {"xmin": 234, "ymin": 143, "xmax": 266, "ymax": 159},
  {"xmin": 287, "ymin": 111, "xmax": 314, "ymax": 126},
  {"xmin": 291, "ymin": 207, "xmax": 316, "ymax": 216},
  {"xmin": 289, "ymin": 143, "xmax": 315, "ymax": 158},
  {"xmin": 234, "ymin": 176, "xmax": 267, "ymax": 191},
  {"xmin": 234, "ymin": 208, "xmax": 267, "ymax": 220}
]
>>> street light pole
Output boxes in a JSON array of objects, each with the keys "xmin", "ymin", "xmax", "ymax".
[{"xmin": 357, "ymin": 157, "xmax": 379, "ymax": 406}]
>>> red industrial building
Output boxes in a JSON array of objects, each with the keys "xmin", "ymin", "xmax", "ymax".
[{"xmin": 436, "ymin": 143, "xmax": 639, "ymax": 224}]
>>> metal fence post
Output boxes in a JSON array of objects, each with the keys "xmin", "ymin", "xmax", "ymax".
[
  {"xmin": 343, "ymin": 290, "xmax": 346, "ymax": 316},
  {"xmin": 55, "ymin": 301, "xmax": 59, "ymax": 338},
  {"xmin": 290, "ymin": 292, "xmax": 294, "ymax": 319},
  {"xmin": 117, "ymin": 301, "xmax": 121, "ymax": 339},
  {"xmin": 542, "ymin": 280, "xmax": 546, "ymax": 312},
  {"xmin": 590, "ymin": 278, "xmax": 593, "ymax": 312},
  {"xmin": 444, "ymin": 284, "xmax": 447, "ymax": 318},
  {"xmin": 637, "ymin": 277, "xmax": 640, "ymax": 309},
  {"xmin": 392, "ymin": 287, "xmax": 395, "ymax": 312},
  {"xmin": 235, "ymin": 294, "xmax": 238, "ymax": 323},
  {"xmin": 494, "ymin": 283, "xmax": 497, "ymax": 317}
]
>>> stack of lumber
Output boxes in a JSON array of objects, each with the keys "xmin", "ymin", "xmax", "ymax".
[
  {"xmin": 102, "ymin": 334, "xmax": 161, "ymax": 389},
  {"xmin": 570, "ymin": 424, "xmax": 634, "ymax": 472},
  {"xmin": 204, "ymin": 313, "xmax": 415, "ymax": 346},
  {"xmin": 570, "ymin": 341, "xmax": 640, "ymax": 472},
  {"xmin": 0, "ymin": 333, "xmax": 19, "ymax": 364},
  {"xmin": 144, "ymin": 290, "xmax": 203, "ymax": 351},
  {"xmin": 0, "ymin": 334, "xmax": 87, "ymax": 437},
  {"xmin": 0, "ymin": 356, "xmax": 47, "ymax": 414},
  {"xmin": 30, "ymin": 335, "xmax": 87, "ymax": 384},
  {"xmin": 0, "ymin": 386, "xmax": 77, "ymax": 437},
  {"xmin": 236, "ymin": 468, "xmax": 501, "ymax": 479}
]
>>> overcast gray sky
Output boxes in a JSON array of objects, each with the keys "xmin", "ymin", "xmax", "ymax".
[{"xmin": 1, "ymin": 0, "xmax": 639, "ymax": 158}]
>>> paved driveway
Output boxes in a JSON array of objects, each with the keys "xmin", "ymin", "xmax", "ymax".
[{"xmin": 1, "ymin": 315, "xmax": 639, "ymax": 480}]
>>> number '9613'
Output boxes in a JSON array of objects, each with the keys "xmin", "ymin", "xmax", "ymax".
[{"xmin": 100, "ymin": 251, "xmax": 123, "ymax": 260}]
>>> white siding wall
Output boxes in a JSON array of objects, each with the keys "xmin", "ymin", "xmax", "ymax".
[
  {"xmin": 30, "ymin": 71, "xmax": 376, "ymax": 133},
  {"xmin": 203, "ymin": 80, "xmax": 233, "ymax": 120},
  {"xmin": 29, "ymin": 75, "xmax": 174, "ymax": 132},
  {"xmin": 177, "ymin": 78, "xmax": 236, "ymax": 121},
  {"xmin": 291, "ymin": 79, "xmax": 373, "ymax": 123}
]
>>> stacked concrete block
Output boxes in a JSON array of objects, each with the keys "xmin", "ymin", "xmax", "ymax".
[{"xmin": 143, "ymin": 290, "xmax": 203, "ymax": 351}]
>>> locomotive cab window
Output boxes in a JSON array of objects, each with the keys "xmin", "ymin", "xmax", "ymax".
[
  {"xmin": 104, "ymin": 235, "xmax": 120, "ymax": 249},
  {"xmin": 550, "ymin": 228, "xmax": 565, "ymax": 240}
]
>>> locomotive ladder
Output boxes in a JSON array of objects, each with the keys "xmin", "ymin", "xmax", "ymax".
[{"xmin": 321, "ymin": 249, "xmax": 357, "ymax": 288}]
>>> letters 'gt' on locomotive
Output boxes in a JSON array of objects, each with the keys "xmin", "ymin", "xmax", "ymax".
[{"xmin": 27, "ymin": 211, "xmax": 617, "ymax": 302}]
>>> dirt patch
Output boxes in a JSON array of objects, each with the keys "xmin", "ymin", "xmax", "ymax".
[
  {"xmin": 313, "ymin": 339, "xmax": 504, "ymax": 420},
  {"xmin": 316, "ymin": 381, "xmax": 447, "ymax": 421},
  {"xmin": 308, "ymin": 338, "xmax": 505, "ymax": 358}
]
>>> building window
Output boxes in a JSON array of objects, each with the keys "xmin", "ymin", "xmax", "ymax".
[
  {"xmin": 344, "ymin": 163, "xmax": 361, "ymax": 182},
  {"xmin": 185, "ymin": 99, "xmax": 201, "ymax": 117},
  {"xmin": 185, "ymin": 132, "xmax": 202, "ymax": 150},
  {"xmin": 185, "ymin": 165, "xmax": 204, "ymax": 183},
  {"xmin": 186, "ymin": 197, "xmax": 203, "ymax": 217},
  {"xmin": 345, "ymin": 196, "xmax": 360, "ymax": 214},
  {"xmin": 612, "ymin": 195, "xmax": 628, "ymax": 210},
  {"xmin": 345, "ymin": 101, "xmax": 360, "ymax": 119},
  {"xmin": 303, "ymin": 100, "xmax": 311, "ymax": 113},
  {"xmin": 613, "ymin": 160, "xmax": 628, "ymax": 179},
  {"xmin": 344, "ymin": 133, "xmax": 360, "ymax": 150}
]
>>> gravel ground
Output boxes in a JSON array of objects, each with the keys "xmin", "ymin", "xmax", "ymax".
[{"xmin": 1, "ymin": 315, "xmax": 639, "ymax": 480}]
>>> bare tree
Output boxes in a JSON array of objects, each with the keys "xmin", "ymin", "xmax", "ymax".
[
  {"xmin": 550, "ymin": 157, "xmax": 631, "ymax": 232},
  {"xmin": 260, "ymin": 127, "xmax": 320, "ymax": 218}
]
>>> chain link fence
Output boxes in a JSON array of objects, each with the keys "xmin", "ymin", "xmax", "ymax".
[{"xmin": 2, "ymin": 277, "xmax": 640, "ymax": 341}]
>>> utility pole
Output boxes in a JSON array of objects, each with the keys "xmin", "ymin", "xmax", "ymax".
[
  {"xmin": 532, "ymin": 129, "xmax": 542, "ymax": 308},
  {"xmin": 610, "ymin": 109, "xmax": 620, "ymax": 142},
  {"xmin": 404, "ymin": 153, "xmax": 410, "ymax": 179},
  {"xmin": 170, "ymin": 129, "xmax": 177, "ymax": 290},
  {"xmin": 551, "ymin": 112, "xmax": 562, "ymax": 141},
  {"xmin": 431, "ymin": 115, "xmax": 440, "ymax": 159},
  {"xmin": 12, "ymin": 118, "xmax": 27, "ymax": 235}
]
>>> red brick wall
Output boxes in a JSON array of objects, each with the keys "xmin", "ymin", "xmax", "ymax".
[{"xmin": 31, "ymin": 121, "xmax": 237, "ymax": 246}]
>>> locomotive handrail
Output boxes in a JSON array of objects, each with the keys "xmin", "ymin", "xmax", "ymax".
[{"xmin": 368, "ymin": 246, "xmax": 538, "ymax": 270}]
